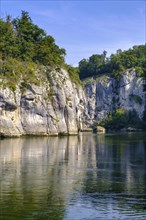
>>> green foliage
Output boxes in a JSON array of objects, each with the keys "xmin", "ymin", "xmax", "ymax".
[
  {"xmin": 65, "ymin": 64, "xmax": 82, "ymax": 86},
  {"xmin": 78, "ymin": 44, "xmax": 146, "ymax": 80},
  {"xmin": 0, "ymin": 11, "xmax": 66, "ymax": 67},
  {"xmin": 46, "ymin": 88, "xmax": 55, "ymax": 101},
  {"xmin": 83, "ymin": 77, "xmax": 94, "ymax": 86},
  {"xmin": 34, "ymin": 35, "xmax": 66, "ymax": 67},
  {"xmin": 0, "ymin": 11, "xmax": 68, "ymax": 90},
  {"xmin": 1, "ymin": 57, "xmax": 23, "ymax": 90},
  {"xmin": 127, "ymin": 109, "xmax": 142, "ymax": 127},
  {"xmin": 135, "ymin": 66, "xmax": 144, "ymax": 77},
  {"xmin": 96, "ymin": 106, "xmax": 102, "ymax": 111},
  {"xmin": 0, "ymin": 58, "xmax": 41, "ymax": 90},
  {"xmin": 79, "ymin": 52, "xmax": 105, "ymax": 79},
  {"xmin": 99, "ymin": 109, "xmax": 127, "ymax": 130},
  {"xmin": 0, "ymin": 16, "xmax": 18, "ymax": 59},
  {"xmin": 98, "ymin": 109, "xmax": 142, "ymax": 130},
  {"xmin": 129, "ymin": 94, "xmax": 143, "ymax": 105}
]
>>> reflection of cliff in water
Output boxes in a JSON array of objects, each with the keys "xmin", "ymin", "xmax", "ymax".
[
  {"xmin": 0, "ymin": 133, "xmax": 146, "ymax": 219},
  {"xmin": 83, "ymin": 134, "xmax": 146, "ymax": 194},
  {"xmin": 0, "ymin": 135, "xmax": 97, "ymax": 219}
]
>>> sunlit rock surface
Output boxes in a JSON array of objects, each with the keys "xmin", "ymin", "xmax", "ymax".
[
  {"xmin": 0, "ymin": 69, "xmax": 145, "ymax": 136},
  {"xmin": 85, "ymin": 70, "xmax": 145, "ymax": 123},
  {"xmin": 0, "ymin": 69, "xmax": 86, "ymax": 136}
]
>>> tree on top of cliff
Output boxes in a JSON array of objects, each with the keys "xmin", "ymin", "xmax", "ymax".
[
  {"xmin": 78, "ymin": 44, "xmax": 146, "ymax": 80},
  {"xmin": 0, "ymin": 11, "xmax": 66, "ymax": 67},
  {"xmin": 79, "ymin": 53, "xmax": 105, "ymax": 79}
]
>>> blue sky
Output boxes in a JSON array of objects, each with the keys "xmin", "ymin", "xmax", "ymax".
[{"xmin": 1, "ymin": 0, "xmax": 145, "ymax": 66}]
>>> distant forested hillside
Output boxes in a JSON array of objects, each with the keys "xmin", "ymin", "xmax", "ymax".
[{"xmin": 79, "ymin": 44, "xmax": 146, "ymax": 79}]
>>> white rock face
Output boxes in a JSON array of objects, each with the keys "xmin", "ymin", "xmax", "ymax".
[
  {"xmin": 0, "ymin": 69, "xmax": 145, "ymax": 136},
  {"xmin": 118, "ymin": 71, "xmax": 145, "ymax": 117},
  {"xmin": 0, "ymin": 69, "xmax": 86, "ymax": 136},
  {"xmin": 85, "ymin": 70, "xmax": 145, "ymax": 123}
]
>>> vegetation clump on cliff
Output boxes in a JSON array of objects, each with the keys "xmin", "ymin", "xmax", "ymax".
[{"xmin": 96, "ymin": 109, "xmax": 146, "ymax": 130}]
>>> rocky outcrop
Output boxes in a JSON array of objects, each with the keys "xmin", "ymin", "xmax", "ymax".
[
  {"xmin": 84, "ymin": 69, "xmax": 145, "ymax": 123},
  {"xmin": 0, "ymin": 69, "xmax": 86, "ymax": 137},
  {"xmin": 96, "ymin": 126, "xmax": 106, "ymax": 133},
  {"xmin": 0, "ymin": 69, "xmax": 145, "ymax": 137}
]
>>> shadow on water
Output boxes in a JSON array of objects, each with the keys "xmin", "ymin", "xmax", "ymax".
[{"xmin": 0, "ymin": 133, "xmax": 146, "ymax": 219}]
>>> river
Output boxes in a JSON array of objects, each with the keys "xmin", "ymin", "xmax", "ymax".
[{"xmin": 0, "ymin": 133, "xmax": 146, "ymax": 219}]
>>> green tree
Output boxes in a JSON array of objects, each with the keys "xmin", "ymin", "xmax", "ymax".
[
  {"xmin": 78, "ymin": 44, "xmax": 146, "ymax": 80},
  {"xmin": 0, "ymin": 11, "xmax": 66, "ymax": 67},
  {"xmin": 35, "ymin": 35, "xmax": 66, "ymax": 66},
  {"xmin": 78, "ymin": 59, "xmax": 89, "ymax": 79},
  {"xmin": 79, "ymin": 54, "xmax": 105, "ymax": 79},
  {"xmin": 0, "ymin": 16, "xmax": 17, "ymax": 59},
  {"xmin": 100, "ymin": 109, "xmax": 128, "ymax": 130},
  {"xmin": 12, "ymin": 11, "xmax": 46, "ymax": 60}
]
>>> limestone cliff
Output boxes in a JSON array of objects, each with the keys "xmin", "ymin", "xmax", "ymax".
[
  {"xmin": 0, "ymin": 69, "xmax": 145, "ymax": 136},
  {"xmin": 0, "ymin": 69, "xmax": 86, "ymax": 136},
  {"xmin": 84, "ymin": 69, "xmax": 145, "ymax": 124}
]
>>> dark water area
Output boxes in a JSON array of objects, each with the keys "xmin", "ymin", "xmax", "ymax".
[{"xmin": 0, "ymin": 133, "xmax": 146, "ymax": 220}]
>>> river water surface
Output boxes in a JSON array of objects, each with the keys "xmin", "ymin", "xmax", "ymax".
[{"xmin": 0, "ymin": 133, "xmax": 146, "ymax": 220}]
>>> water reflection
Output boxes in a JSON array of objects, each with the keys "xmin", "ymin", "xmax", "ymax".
[{"xmin": 0, "ymin": 133, "xmax": 146, "ymax": 219}]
